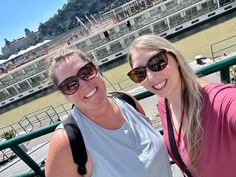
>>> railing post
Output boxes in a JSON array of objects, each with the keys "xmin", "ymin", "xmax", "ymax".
[
  {"xmin": 220, "ymin": 67, "xmax": 230, "ymax": 83},
  {"xmin": 210, "ymin": 44, "xmax": 215, "ymax": 61},
  {"xmin": 117, "ymin": 82, "xmax": 122, "ymax": 90},
  {"xmin": 11, "ymin": 145, "xmax": 45, "ymax": 177}
]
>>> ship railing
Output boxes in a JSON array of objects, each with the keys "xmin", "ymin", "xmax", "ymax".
[
  {"xmin": 0, "ymin": 103, "xmax": 71, "ymax": 137},
  {"xmin": 210, "ymin": 34, "xmax": 236, "ymax": 59},
  {"xmin": 220, "ymin": 0, "xmax": 235, "ymax": 7},
  {"xmin": 0, "ymin": 54, "xmax": 236, "ymax": 177}
]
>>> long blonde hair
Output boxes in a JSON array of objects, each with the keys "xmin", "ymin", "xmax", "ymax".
[{"xmin": 128, "ymin": 34, "xmax": 203, "ymax": 168}]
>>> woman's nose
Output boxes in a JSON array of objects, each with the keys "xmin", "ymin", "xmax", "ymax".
[
  {"xmin": 78, "ymin": 78, "xmax": 88, "ymax": 87},
  {"xmin": 146, "ymin": 69, "xmax": 157, "ymax": 82}
]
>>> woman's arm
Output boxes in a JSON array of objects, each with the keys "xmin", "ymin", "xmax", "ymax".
[{"xmin": 45, "ymin": 129, "xmax": 92, "ymax": 177}]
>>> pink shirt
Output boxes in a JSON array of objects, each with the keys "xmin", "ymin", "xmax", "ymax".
[{"xmin": 158, "ymin": 83, "xmax": 236, "ymax": 177}]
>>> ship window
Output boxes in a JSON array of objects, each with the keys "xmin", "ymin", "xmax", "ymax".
[
  {"xmin": 138, "ymin": 27, "xmax": 152, "ymax": 36},
  {"xmin": 149, "ymin": 7, "xmax": 161, "ymax": 17},
  {"xmin": 7, "ymin": 87, "xmax": 18, "ymax": 96},
  {"xmin": 165, "ymin": 1, "xmax": 176, "ymax": 9},
  {"xmin": 185, "ymin": 6, "xmax": 198, "ymax": 19},
  {"xmin": 107, "ymin": 28, "xmax": 117, "ymax": 40},
  {"xmin": 118, "ymin": 23, "xmax": 128, "ymax": 31},
  {"xmin": 95, "ymin": 47, "xmax": 109, "ymax": 60},
  {"xmin": 133, "ymin": 15, "xmax": 145, "ymax": 24},
  {"xmin": 36, "ymin": 59, "xmax": 48, "ymax": 71},
  {"xmin": 110, "ymin": 42, "xmax": 122, "ymax": 53},
  {"xmin": 23, "ymin": 65, "xmax": 37, "ymax": 76},
  {"xmin": 24, "ymin": 65, "xmax": 35, "ymax": 73},
  {"xmin": 124, "ymin": 34, "xmax": 135, "ymax": 46},
  {"xmin": 0, "ymin": 90, "xmax": 9, "ymax": 101},
  {"xmin": 191, "ymin": 19, "xmax": 199, "ymax": 24},
  {"xmin": 12, "ymin": 70, "xmax": 26, "ymax": 81},
  {"xmin": 169, "ymin": 13, "xmax": 183, "ymax": 28},
  {"xmin": 153, "ymin": 20, "xmax": 169, "ymax": 34},
  {"xmin": 220, "ymin": 0, "xmax": 234, "ymax": 7},
  {"xmin": 86, "ymin": 53, "xmax": 95, "ymax": 61},
  {"xmin": 76, "ymin": 41, "xmax": 88, "ymax": 51},
  {"xmin": 103, "ymin": 31, "xmax": 110, "ymax": 40},
  {"xmin": 28, "ymin": 75, "xmax": 45, "ymax": 87},
  {"xmin": 90, "ymin": 35, "xmax": 102, "ymax": 44},
  {"xmin": 208, "ymin": 12, "xmax": 216, "ymax": 17},
  {"xmin": 1, "ymin": 77, "xmax": 14, "ymax": 87},
  {"xmin": 42, "ymin": 71, "xmax": 48, "ymax": 79},
  {"xmin": 201, "ymin": 0, "xmax": 217, "ymax": 13},
  {"xmin": 224, "ymin": 5, "xmax": 232, "ymax": 10},
  {"xmin": 16, "ymin": 81, "xmax": 31, "ymax": 93},
  {"xmin": 126, "ymin": 21, "xmax": 131, "ymax": 29}
]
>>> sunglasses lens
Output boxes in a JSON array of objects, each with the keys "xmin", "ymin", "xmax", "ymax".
[
  {"xmin": 58, "ymin": 62, "xmax": 97, "ymax": 95},
  {"xmin": 127, "ymin": 51, "xmax": 168, "ymax": 83},
  {"xmin": 128, "ymin": 67, "xmax": 146, "ymax": 83},
  {"xmin": 59, "ymin": 77, "xmax": 79, "ymax": 95},
  {"xmin": 78, "ymin": 62, "xmax": 97, "ymax": 81},
  {"xmin": 149, "ymin": 52, "xmax": 168, "ymax": 72}
]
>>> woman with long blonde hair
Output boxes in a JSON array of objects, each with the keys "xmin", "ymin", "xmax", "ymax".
[{"xmin": 127, "ymin": 34, "xmax": 236, "ymax": 177}]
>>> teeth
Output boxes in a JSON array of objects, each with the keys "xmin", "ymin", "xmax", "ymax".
[
  {"xmin": 153, "ymin": 80, "xmax": 166, "ymax": 90},
  {"xmin": 85, "ymin": 88, "xmax": 97, "ymax": 98}
]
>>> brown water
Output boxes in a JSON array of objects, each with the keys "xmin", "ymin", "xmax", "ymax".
[{"xmin": 1, "ymin": 16, "xmax": 236, "ymax": 127}]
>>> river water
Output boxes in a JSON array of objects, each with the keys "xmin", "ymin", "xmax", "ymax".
[{"xmin": 0, "ymin": 13, "xmax": 236, "ymax": 127}]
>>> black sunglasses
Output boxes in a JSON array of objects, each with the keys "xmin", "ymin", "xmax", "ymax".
[
  {"xmin": 58, "ymin": 62, "xmax": 97, "ymax": 95},
  {"xmin": 127, "ymin": 50, "xmax": 168, "ymax": 83}
]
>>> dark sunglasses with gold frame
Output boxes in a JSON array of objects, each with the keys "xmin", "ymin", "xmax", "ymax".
[
  {"xmin": 127, "ymin": 50, "xmax": 168, "ymax": 83},
  {"xmin": 58, "ymin": 62, "xmax": 97, "ymax": 95}
]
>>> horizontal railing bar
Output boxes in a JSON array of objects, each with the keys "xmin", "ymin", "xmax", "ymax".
[
  {"xmin": 212, "ymin": 44, "xmax": 236, "ymax": 55},
  {"xmin": 14, "ymin": 167, "xmax": 45, "ymax": 177},
  {"xmin": 195, "ymin": 55, "xmax": 236, "ymax": 77},
  {"xmin": 0, "ymin": 122, "xmax": 60, "ymax": 151},
  {"xmin": 211, "ymin": 35, "xmax": 236, "ymax": 46}
]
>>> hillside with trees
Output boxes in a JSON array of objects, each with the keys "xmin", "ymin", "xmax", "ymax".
[{"xmin": 38, "ymin": 0, "xmax": 131, "ymax": 37}]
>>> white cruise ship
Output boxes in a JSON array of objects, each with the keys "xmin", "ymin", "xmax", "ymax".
[{"xmin": 0, "ymin": 0, "xmax": 235, "ymax": 108}]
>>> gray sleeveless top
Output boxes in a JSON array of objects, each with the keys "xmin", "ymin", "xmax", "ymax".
[{"xmin": 70, "ymin": 97, "xmax": 172, "ymax": 177}]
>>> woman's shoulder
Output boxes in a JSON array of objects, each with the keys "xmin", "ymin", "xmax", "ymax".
[
  {"xmin": 202, "ymin": 83, "xmax": 236, "ymax": 114},
  {"xmin": 202, "ymin": 83, "xmax": 236, "ymax": 98},
  {"xmin": 48, "ymin": 128, "xmax": 70, "ymax": 153},
  {"xmin": 46, "ymin": 128, "xmax": 86, "ymax": 177}
]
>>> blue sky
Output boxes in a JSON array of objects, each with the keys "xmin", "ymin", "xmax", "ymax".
[{"xmin": 0, "ymin": 0, "xmax": 67, "ymax": 54}]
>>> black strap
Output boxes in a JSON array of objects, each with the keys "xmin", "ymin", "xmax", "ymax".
[
  {"xmin": 165, "ymin": 98, "xmax": 192, "ymax": 177},
  {"xmin": 63, "ymin": 92, "xmax": 137, "ymax": 175},
  {"xmin": 109, "ymin": 91, "xmax": 138, "ymax": 111},
  {"xmin": 63, "ymin": 115, "xmax": 87, "ymax": 175}
]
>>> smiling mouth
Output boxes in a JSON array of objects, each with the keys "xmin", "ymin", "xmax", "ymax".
[
  {"xmin": 152, "ymin": 80, "xmax": 167, "ymax": 90},
  {"xmin": 85, "ymin": 87, "xmax": 97, "ymax": 98}
]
